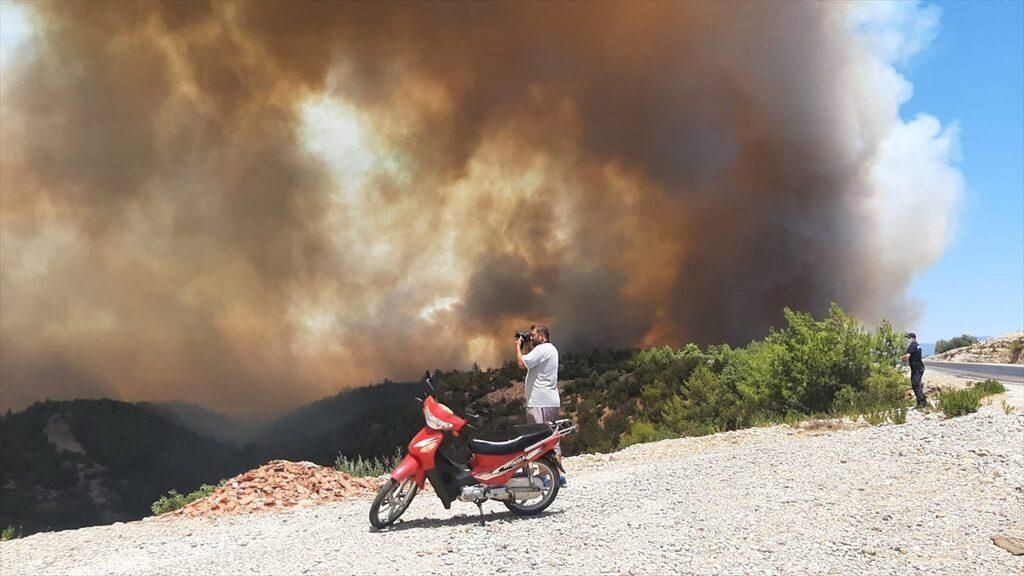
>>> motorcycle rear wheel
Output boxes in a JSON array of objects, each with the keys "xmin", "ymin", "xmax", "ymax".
[
  {"xmin": 504, "ymin": 455, "xmax": 559, "ymax": 516},
  {"xmin": 369, "ymin": 477, "xmax": 418, "ymax": 529}
]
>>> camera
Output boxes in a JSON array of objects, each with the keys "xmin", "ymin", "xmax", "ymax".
[{"xmin": 515, "ymin": 330, "xmax": 531, "ymax": 342}]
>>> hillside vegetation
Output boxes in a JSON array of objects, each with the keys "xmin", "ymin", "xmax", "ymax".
[
  {"xmin": 930, "ymin": 332, "xmax": 1024, "ymax": 364},
  {"xmin": 421, "ymin": 304, "xmax": 907, "ymax": 457},
  {"xmin": 935, "ymin": 334, "xmax": 979, "ymax": 355},
  {"xmin": 1, "ymin": 304, "xmax": 910, "ymax": 535},
  {"xmin": 0, "ymin": 400, "xmax": 255, "ymax": 535}
]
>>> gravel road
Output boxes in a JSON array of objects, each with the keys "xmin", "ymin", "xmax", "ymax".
[{"xmin": 4, "ymin": 407, "xmax": 1022, "ymax": 576}]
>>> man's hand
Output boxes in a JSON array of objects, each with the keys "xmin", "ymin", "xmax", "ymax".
[{"xmin": 515, "ymin": 337, "xmax": 526, "ymax": 369}]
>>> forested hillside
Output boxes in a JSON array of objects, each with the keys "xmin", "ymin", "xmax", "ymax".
[{"xmin": 0, "ymin": 400, "xmax": 255, "ymax": 535}]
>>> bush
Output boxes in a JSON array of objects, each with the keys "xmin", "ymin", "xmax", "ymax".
[
  {"xmin": 151, "ymin": 480, "xmax": 226, "ymax": 516},
  {"xmin": 939, "ymin": 388, "xmax": 981, "ymax": 417},
  {"xmin": 334, "ymin": 447, "xmax": 402, "ymax": 478},
  {"xmin": 1, "ymin": 525, "xmax": 19, "ymax": 541},
  {"xmin": 972, "ymin": 379, "xmax": 1006, "ymax": 396},
  {"xmin": 861, "ymin": 406, "xmax": 907, "ymax": 426},
  {"xmin": 658, "ymin": 365, "xmax": 738, "ymax": 436},
  {"xmin": 935, "ymin": 335, "xmax": 978, "ymax": 354},
  {"xmin": 832, "ymin": 368, "xmax": 906, "ymax": 417},
  {"xmin": 728, "ymin": 304, "xmax": 901, "ymax": 421},
  {"xmin": 618, "ymin": 420, "xmax": 674, "ymax": 448},
  {"xmin": 938, "ymin": 380, "xmax": 1007, "ymax": 418}
]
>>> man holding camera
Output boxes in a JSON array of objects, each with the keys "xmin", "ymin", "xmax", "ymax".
[
  {"xmin": 902, "ymin": 332, "xmax": 927, "ymax": 409},
  {"xmin": 515, "ymin": 324, "xmax": 566, "ymax": 487}
]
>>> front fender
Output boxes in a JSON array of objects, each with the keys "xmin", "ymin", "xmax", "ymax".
[{"xmin": 391, "ymin": 453, "xmax": 426, "ymax": 488}]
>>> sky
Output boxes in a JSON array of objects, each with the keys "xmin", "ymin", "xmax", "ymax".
[{"xmin": 902, "ymin": 0, "xmax": 1024, "ymax": 341}]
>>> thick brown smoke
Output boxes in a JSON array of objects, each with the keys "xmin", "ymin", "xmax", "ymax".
[{"xmin": 0, "ymin": 1, "xmax": 959, "ymax": 416}]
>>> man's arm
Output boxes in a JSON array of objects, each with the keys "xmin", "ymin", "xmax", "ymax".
[
  {"xmin": 516, "ymin": 339, "xmax": 526, "ymax": 369},
  {"xmin": 901, "ymin": 342, "xmax": 914, "ymax": 364}
]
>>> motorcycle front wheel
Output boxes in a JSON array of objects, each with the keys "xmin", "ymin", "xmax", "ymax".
[
  {"xmin": 504, "ymin": 454, "xmax": 560, "ymax": 516},
  {"xmin": 369, "ymin": 477, "xmax": 418, "ymax": 529}
]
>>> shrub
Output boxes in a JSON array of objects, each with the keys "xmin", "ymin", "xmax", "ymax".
[
  {"xmin": 151, "ymin": 480, "xmax": 226, "ymax": 516},
  {"xmin": 861, "ymin": 406, "xmax": 907, "ymax": 426},
  {"xmin": 862, "ymin": 410, "xmax": 887, "ymax": 426},
  {"xmin": 618, "ymin": 420, "xmax": 674, "ymax": 448},
  {"xmin": 832, "ymin": 368, "xmax": 906, "ymax": 417},
  {"xmin": 729, "ymin": 304, "xmax": 900, "ymax": 421},
  {"xmin": 659, "ymin": 365, "xmax": 739, "ymax": 436},
  {"xmin": 938, "ymin": 381, "xmax": 1007, "ymax": 418},
  {"xmin": 939, "ymin": 388, "xmax": 981, "ymax": 417},
  {"xmin": 887, "ymin": 406, "xmax": 908, "ymax": 425},
  {"xmin": 935, "ymin": 335, "xmax": 978, "ymax": 354},
  {"xmin": 972, "ymin": 379, "xmax": 1006, "ymax": 396},
  {"xmin": 334, "ymin": 447, "xmax": 402, "ymax": 478},
  {"xmin": 1, "ymin": 526, "xmax": 19, "ymax": 541}
]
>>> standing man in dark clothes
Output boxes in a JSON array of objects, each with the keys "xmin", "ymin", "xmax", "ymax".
[{"xmin": 902, "ymin": 332, "xmax": 927, "ymax": 408}]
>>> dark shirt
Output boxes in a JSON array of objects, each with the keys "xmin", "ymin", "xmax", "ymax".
[{"xmin": 906, "ymin": 341, "xmax": 924, "ymax": 369}]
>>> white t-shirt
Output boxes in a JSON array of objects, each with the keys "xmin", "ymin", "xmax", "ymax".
[{"xmin": 522, "ymin": 342, "xmax": 559, "ymax": 408}]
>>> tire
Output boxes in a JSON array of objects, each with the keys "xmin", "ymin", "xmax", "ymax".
[
  {"xmin": 369, "ymin": 477, "xmax": 418, "ymax": 529},
  {"xmin": 503, "ymin": 454, "xmax": 560, "ymax": 516}
]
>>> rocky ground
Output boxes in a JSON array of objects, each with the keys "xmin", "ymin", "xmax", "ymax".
[
  {"xmin": 163, "ymin": 460, "xmax": 380, "ymax": 519},
  {"xmin": 3, "ymin": 407, "xmax": 1022, "ymax": 576},
  {"xmin": 930, "ymin": 332, "xmax": 1024, "ymax": 365}
]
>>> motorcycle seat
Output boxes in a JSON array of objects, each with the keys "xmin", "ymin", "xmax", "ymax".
[{"xmin": 470, "ymin": 424, "xmax": 553, "ymax": 455}]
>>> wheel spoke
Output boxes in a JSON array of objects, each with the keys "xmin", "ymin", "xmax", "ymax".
[{"xmin": 508, "ymin": 460, "xmax": 556, "ymax": 511}]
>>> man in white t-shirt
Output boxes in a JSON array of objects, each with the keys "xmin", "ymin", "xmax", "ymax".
[{"xmin": 515, "ymin": 324, "xmax": 565, "ymax": 487}]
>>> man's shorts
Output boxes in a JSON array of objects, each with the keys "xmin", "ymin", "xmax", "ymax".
[
  {"xmin": 526, "ymin": 406, "xmax": 560, "ymax": 425},
  {"xmin": 526, "ymin": 406, "xmax": 561, "ymax": 458}
]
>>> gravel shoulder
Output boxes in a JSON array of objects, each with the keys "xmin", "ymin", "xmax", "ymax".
[{"xmin": 3, "ymin": 407, "xmax": 1023, "ymax": 576}]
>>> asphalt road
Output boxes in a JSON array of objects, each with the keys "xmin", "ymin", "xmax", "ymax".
[{"xmin": 924, "ymin": 360, "xmax": 1024, "ymax": 385}]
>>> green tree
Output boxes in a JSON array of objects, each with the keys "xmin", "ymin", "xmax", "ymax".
[{"xmin": 935, "ymin": 334, "xmax": 978, "ymax": 354}]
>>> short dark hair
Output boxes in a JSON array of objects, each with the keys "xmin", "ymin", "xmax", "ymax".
[
  {"xmin": 906, "ymin": 332, "xmax": 917, "ymax": 339},
  {"xmin": 531, "ymin": 324, "xmax": 550, "ymax": 340}
]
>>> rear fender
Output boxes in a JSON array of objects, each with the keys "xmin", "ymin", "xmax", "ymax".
[
  {"xmin": 529, "ymin": 436, "xmax": 564, "ymax": 472},
  {"xmin": 391, "ymin": 454, "xmax": 426, "ymax": 488}
]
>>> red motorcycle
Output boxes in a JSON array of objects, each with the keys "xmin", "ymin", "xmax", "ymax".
[{"xmin": 369, "ymin": 372, "xmax": 576, "ymax": 529}]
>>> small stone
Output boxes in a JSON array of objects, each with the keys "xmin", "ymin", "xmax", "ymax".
[{"xmin": 992, "ymin": 534, "xmax": 1024, "ymax": 555}]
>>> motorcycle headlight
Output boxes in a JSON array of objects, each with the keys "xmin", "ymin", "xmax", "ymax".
[{"xmin": 423, "ymin": 404, "xmax": 453, "ymax": 430}]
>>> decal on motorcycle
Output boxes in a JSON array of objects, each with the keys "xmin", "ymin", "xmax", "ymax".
[
  {"xmin": 475, "ymin": 454, "xmax": 528, "ymax": 480},
  {"xmin": 413, "ymin": 437, "xmax": 440, "ymax": 452},
  {"xmin": 496, "ymin": 454, "xmax": 526, "ymax": 473}
]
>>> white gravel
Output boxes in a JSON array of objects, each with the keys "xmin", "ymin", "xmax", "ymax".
[{"xmin": 4, "ymin": 407, "xmax": 1023, "ymax": 576}]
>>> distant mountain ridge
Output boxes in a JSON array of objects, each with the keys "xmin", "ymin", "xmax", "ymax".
[
  {"xmin": 0, "ymin": 399, "xmax": 257, "ymax": 535},
  {"xmin": 142, "ymin": 401, "xmax": 267, "ymax": 447}
]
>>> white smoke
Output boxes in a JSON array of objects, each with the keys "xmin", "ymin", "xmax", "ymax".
[{"xmin": 847, "ymin": 0, "xmax": 964, "ymax": 325}]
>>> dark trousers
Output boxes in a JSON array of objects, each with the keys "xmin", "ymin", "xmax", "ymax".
[{"xmin": 910, "ymin": 366, "xmax": 926, "ymax": 405}]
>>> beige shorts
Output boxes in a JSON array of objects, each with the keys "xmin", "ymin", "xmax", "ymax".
[
  {"xmin": 526, "ymin": 406, "xmax": 560, "ymax": 424},
  {"xmin": 526, "ymin": 406, "xmax": 561, "ymax": 458}
]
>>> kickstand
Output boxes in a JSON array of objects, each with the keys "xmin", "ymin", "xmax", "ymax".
[{"xmin": 476, "ymin": 501, "xmax": 485, "ymax": 526}]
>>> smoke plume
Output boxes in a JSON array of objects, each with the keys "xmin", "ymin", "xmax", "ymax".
[{"xmin": 0, "ymin": 1, "xmax": 962, "ymax": 416}]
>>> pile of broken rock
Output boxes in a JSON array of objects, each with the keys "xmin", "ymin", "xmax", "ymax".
[{"xmin": 163, "ymin": 460, "xmax": 384, "ymax": 519}]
